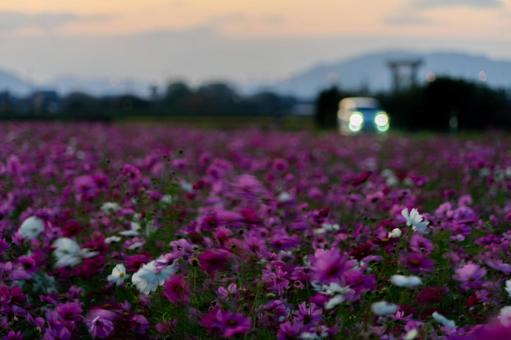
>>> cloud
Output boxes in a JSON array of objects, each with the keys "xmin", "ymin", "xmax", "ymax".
[
  {"xmin": 385, "ymin": 12, "xmax": 431, "ymax": 26},
  {"xmin": 0, "ymin": 11, "xmax": 107, "ymax": 32},
  {"xmin": 207, "ymin": 13, "xmax": 286, "ymax": 28},
  {"xmin": 387, "ymin": 0, "xmax": 503, "ymax": 26},
  {"xmin": 413, "ymin": 0, "xmax": 504, "ymax": 7}
]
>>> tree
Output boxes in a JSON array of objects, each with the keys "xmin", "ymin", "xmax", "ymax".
[{"xmin": 315, "ymin": 86, "xmax": 342, "ymax": 129}]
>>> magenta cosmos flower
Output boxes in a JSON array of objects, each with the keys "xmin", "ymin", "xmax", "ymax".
[
  {"xmin": 163, "ymin": 275, "xmax": 191, "ymax": 304},
  {"xmin": 124, "ymin": 254, "xmax": 152, "ymax": 273},
  {"xmin": 401, "ymin": 252, "xmax": 435, "ymax": 273},
  {"xmin": 201, "ymin": 308, "xmax": 252, "ymax": 338},
  {"xmin": 198, "ymin": 249, "xmax": 232, "ymax": 276},
  {"xmin": 311, "ymin": 249, "xmax": 354, "ymax": 284}
]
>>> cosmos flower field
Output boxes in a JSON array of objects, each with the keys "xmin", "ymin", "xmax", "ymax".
[{"xmin": 2, "ymin": 123, "xmax": 511, "ymax": 339}]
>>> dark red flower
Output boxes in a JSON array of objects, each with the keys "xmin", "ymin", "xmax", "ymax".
[
  {"xmin": 199, "ymin": 249, "xmax": 232, "ymax": 276},
  {"xmin": 416, "ymin": 286, "xmax": 447, "ymax": 305}
]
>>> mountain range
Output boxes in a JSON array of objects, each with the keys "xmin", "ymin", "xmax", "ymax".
[
  {"xmin": 1, "ymin": 50, "xmax": 511, "ymax": 99},
  {"xmin": 267, "ymin": 50, "xmax": 511, "ymax": 98},
  {"xmin": 0, "ymin": 70, "xmax": 32, "ymax": 95}
]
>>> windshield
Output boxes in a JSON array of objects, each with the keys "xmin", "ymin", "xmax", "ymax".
[{"xmin": 350, "ymin": 108, "xmax": 382, "ymax": 116}]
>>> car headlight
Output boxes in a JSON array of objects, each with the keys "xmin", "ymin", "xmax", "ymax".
[
  {"xmin": 349, "ymin": 112, "xmax": 364, "ymax": 132},
  {"xmin": 374, "ymin": 112, "xmax": 390, "ymax": 132},
  {"xmin": 374, "ymin": 112, "xmax": 389, "ymax": 126}
]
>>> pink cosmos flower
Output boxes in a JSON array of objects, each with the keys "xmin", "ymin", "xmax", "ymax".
[
  {"xmin": 10, "ymin": 255, "xmax": 37, "ymax": 280},
  {"xmin": 56, "ymin": 302, "xmax": 83, "ymax": 324},
  {"xmin": 401, "ymin": 252, "xmax": 435, "ymax": 273},
  {"xmin": 85, "ymin": 308, "xmax": 117, "ymax": 339},
  {"xmin": 410, "ymin": 234, "xmax": 434, "ymax": 254},
  {"xmin": 454, "ymin": 263, "xmax": 487, "ymax": 290},
  {"xmin": 293, "ymin": 302, "xmax": 322, "ymax": 328},
  {"xmin": 277, "ymin": 321, "xmax": 302, "ymax": 340},
  {"xmin": 262, "ymin": 262, "xmax": 290, "ymax": 295},
  {"xmin": 131, "ymin": 314, "xmax": 149, "ymax": 334}
]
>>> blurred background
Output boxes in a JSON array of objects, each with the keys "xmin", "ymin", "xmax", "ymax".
[{"xmin": 0, "ymin": 0, "xmax": 510, "ymax": 131}]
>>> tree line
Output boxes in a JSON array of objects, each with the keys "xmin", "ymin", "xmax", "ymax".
[{"xmin": 0, "ymin": 81, "xmax": 298, "ymax": 121}]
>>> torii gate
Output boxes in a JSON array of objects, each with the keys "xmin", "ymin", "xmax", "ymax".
[{"xmin": 387, "ymin": 59, "xmax": 423, "ymax": 92}]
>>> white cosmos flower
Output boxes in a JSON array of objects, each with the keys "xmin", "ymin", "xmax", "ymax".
[
  {"xmin": 404, "ymin": 329, "xmax": 418, "ymax": 340},
  {"xmin": 322, "ymin": 223, "xmax": 340, "ymax": 232},
  {"xmin": 432, "ymin": 311, "xmax": 456, "ymax": 329},
  {"xmin": 180, "ymin": 181, "xmax": 193, "ymax": 193},
  {"xmin": 127, "ymin": 241, "xmax": 144, "ymax": 250},
  {"xmin": 101, "ymin": 202, "xmax": 121, "ymax": 214},
  {"xmin": 144, "ymin": 220, "xmax": 157, "ymax": 237},
  {"xmin": 311, "ymin": 282, "xmax": 352, "ymax": 295},
  {"xmin": 382, "ymin": 169, "xmax": 399, "ymax": 187},
  {"xmin": 325, "ymin": 295, "xmax": 345, "ymax": 310},
  {"xmin": 505, "ymin": 279, "xmax": 511, "ymax": 297},
  {"xmin": 390, "ymin": 275, "xmax": 423, "ymax": 288},
  {"xmin": 18, "ymin": 216, "xmax": 45, "ymax": 240},
  {"xmin": 119, "ymin": 221, "xmax": 141, "ymax": 237},
  {"xmin": 107, "ymin": 264, "xmax": 128, "ymax": 286},
  {"xmin": 300, "ymin": 331, "xmax": 327, "ymax": 340},
  {"xmin": 277, "ymin": 192, "xmax": 292, "ymax": 203},
  {"xmin": 53, "ymin": 237, "xmax": 98, "ymax": 268},
  {"xmin": 159, "ymin": 195, "xmax": 173, "ymax": 205},
  {"xmin": 105, "ymin": 236, "xmax": 121, "ymax": 244},
  {"xmin": 312, "ymin": 282, "xmax": 352, "ymax": 310},
  {"xmin": 401, "ymin": 208, "xmax": 430, "ymax": 234},
  {"xmin": 499, "ymin": 306, "xmax": 511, "ymax": 326},
  {"xmin": 479, "ymin": 168, "xmax": 491, "ymax": 178},
  {"xmin": 388, "ymin": 228, "xmax": 402, "ymax": 239},
  {"xmin": 322, "ymin": 282, "xmax": 352, "ymax": 296},
  {"xmin": 371, "ymin": 301, "xmax": 398, "ymax": 316},
  {"xmin": 131, "ymin": 260, "xmax": 178, "ymax": 295},
  {"xmin": 313, "ymin": 228, "xmax": 326, "ymax": 235},
  {"xmin": 314, "ymin": 223, "xmax": 340, "ymax": 235}
]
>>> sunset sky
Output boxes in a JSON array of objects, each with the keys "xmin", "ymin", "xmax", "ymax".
[{"xmin": 0, "ymin": 0, "xmax": 509, "ymax": 84}]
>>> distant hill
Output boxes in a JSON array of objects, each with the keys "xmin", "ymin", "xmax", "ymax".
[
  {"xmin": 47, "ymin": 75, "xmax": 150, "ymax": 97},
  {"xmin": 0, "ymin": 70, "xmax": 149, "ymax": 97},
  {"xmin": 269, "ymin": 50, "xmax": 511, "ymax": 98},
  {"xmin": 0, "ymin": 70, "xmax": 31, "ymax": 95},
  {"xmin": 2, "ymin": 50, "xmax": 511, "ymax": 99}
]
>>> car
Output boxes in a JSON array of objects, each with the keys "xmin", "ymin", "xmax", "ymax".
[{"xmin": 337, "ymin": 97, "xmax": 390, "ymax": 134}]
